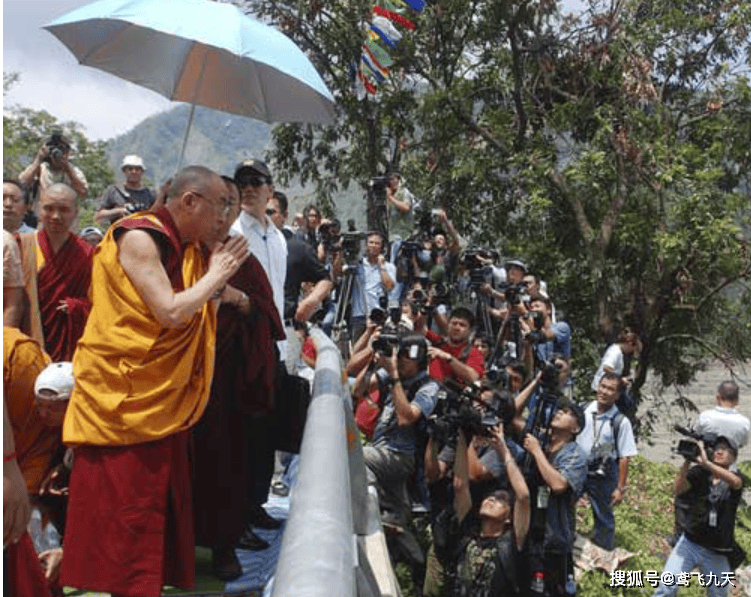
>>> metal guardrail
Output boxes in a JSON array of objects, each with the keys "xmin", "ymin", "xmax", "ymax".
[{"xmin": 272, "ymin": 329, "xmax": 357, "ymax": 597}]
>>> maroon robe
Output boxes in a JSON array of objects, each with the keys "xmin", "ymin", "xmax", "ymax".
[
  {"xmin": 192, "ymin": 252, "xmax": 284, "ymax": 549},
  {"xmin": 36, "ymin": 230, "xmax": 93, "ymax": 361}
]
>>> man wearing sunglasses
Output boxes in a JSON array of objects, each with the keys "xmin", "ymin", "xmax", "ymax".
[
  {"xmin": 231, "ymin": 159, "xmax": 287, "ymax": 330},
  {"xmin": 230, "ymin": 159, "xmax": 290, "ymax": 549}
]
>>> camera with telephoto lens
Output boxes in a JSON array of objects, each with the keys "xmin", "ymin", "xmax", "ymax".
[
  {"xmin": 674, "ymin": 424, "xmax": 718, "ymax": 461},
  {"xmin": 45, "ymin": 130, "xmax": 69, "ymax": 163},
  {"xmin": 495, "ymin": 281, "xmax": 529, "ymax": 306},
  {"xmin": 427, "ymin": 380, "xmax": 516, "ymax": 445}
]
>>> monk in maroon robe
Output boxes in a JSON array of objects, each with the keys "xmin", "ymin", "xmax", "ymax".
[
  {"xmin": 191, "ymin": 178, "xmax": 284, "ymax": 581},
  {"xmin": 19, "ymin": 184, "xmax": 92, "ymax": 362}
]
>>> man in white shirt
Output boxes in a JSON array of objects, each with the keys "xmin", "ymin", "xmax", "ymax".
[
  {"xmin": 231, "ymin": 159, "xmax": 287, "ymax": 327},
  {"xmin": 577, "ymin": 372, "xmax": 637, "ymax": 550},
  {"xmin": 694, "ymin": 380, "xmax": 750, "ymax": 452},
  {"xmin": 230, "ymin": 158, "xmax": 289, "ymax": 550}
]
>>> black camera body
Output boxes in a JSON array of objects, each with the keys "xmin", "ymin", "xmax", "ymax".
[
  {"xmin": 674, "ymin": 425, "xmax": 718, "ymax": 460},
  {"xmin": 496, "ymin": 281, "xmax": 528, "ymax": 305},
  {"xmin": 45, "ymin": 130, "xmax": 69, "ymax": 163},
  {"xmin": 372, "ymin": 332, "xmax": 401, "ymax": 357},
  {"xmin": 587, "ymin": 456, "xmax": 611, "ymax": 478},
  {"xmin": 427, "ymin": 381, "xmax": 515, "ymax": 445}
]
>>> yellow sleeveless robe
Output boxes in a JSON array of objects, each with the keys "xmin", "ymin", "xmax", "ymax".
[{"xmin": 62, "ymin": 213, "xmax": 216, "ymax": 446}]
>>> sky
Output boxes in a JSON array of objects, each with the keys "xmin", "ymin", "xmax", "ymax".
[
  {"xmin": 3, "ymin": 0, "xmax": 171, "ymax": 141},
  {"xmin": 3, "ymin": 0, "xmax": 585, "ymax": 143}
]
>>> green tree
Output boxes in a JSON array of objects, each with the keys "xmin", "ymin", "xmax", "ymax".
[
  {"xmin": 234, "ymin": 0, "xmax": 750, "ymax": 407},
  {"xmin": 3, "ymin": 73, "xmax": 115, "ymax": 227}
]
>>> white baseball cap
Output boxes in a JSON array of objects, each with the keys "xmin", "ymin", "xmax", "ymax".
[
  {"xmin": 121, "ymin": 154, "xmax": 145, "ymax": 170},
  {"xmin": 34, "ymin": 362, "xmax": 75, "ymax": 401}
]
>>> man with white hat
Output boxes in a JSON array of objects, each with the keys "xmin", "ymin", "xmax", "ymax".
[{"xmin": 93, "ymin": 154, "xmax": 155, "ymax": 226}]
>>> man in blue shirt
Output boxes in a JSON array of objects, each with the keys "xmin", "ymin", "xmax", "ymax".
[
  {"xmin": 353, "ymin": 334, "xmax": 439, "ymax": 527},
  {"xmin": 350, "ymin": 232, "xmax": 397, "ymax": 342}
]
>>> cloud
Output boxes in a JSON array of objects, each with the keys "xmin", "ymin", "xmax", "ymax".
[{"xmin": 3, "ymin": 0, "xmax": 170, "ymax": 141}]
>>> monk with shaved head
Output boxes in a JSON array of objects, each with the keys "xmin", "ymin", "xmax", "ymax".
[
  {"xmin": 60, "ymin": 165, "xmax": 249, "ymax": 597},
  {"xmin": 16, "ymin": 183, "xmax": 93, "ymax": 361}
]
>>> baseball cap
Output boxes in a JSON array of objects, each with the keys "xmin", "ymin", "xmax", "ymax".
[
  {"xmin": 505, "ymin": 258, "xmax": 528, "ymax": 273},
  {"xmin": 34, "ymin": 362, "xmax": 75, "ymax": 401},
  {"xmin": 715, "ymin": 435, "xmax": 739, "ymax": 456},
  {"xmin": 80, "ymin": 226, "xmax": 103, "ymax": 238},
  {"xmin": 234, "ymin": 158, "xmax": 272, "ymax": 181},
  {"xmin": 121, "ymin": 154, "xmax": 145, "ymax": 170},
  {"xmin": 557, "ymin": 399, "xmax": 585, "ymax": 434}
]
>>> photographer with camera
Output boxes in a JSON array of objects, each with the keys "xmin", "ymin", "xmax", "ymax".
[
  {"xmin": 524, "ymin": 294, "xmax": 571, "ymax": 364},
  {"xmin": 522, "ymin": 399, "xmax": 587, "ymax": 597},
  {"xmin": 694, "ymin": 381, "xmax": 749, "ymax": 454},
  {"xmin": 591, "ymin": 326, "xmax": 640, "ymax": 415},
  {"xmin": 93, "ymin": 155, "xmax": 155, "ymax": 226},
  {"xmin": 353, "ymin": 334, "xmax": 440, "ymax": 529},
  {"xmin": 653, "ymin": 436, "xmax": 744, "ymax": 597},
  {"xmin": 19, "ymin": 132, "xmax": 88, "ymax": 203},
  {"xmin": 423, "ymin": 306, "xmax": 485, "ymax": 386},
  {"xmin": 386, "ymin": 172, "xmax": 416, "ymax": 246},
  {"xmin": 435, "ymin": 425, "xmax": 531, "ymax": 597},
  {"xmin": 350, "ymin": 232, "xmax": 397, "ymax": 342},
  {"xmin": 576, "ymin": 372, "xmax": 637, "ymax": 550}
]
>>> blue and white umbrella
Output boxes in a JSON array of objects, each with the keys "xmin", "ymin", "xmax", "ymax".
[{"xmin": 45, "ymin": 0, "xmax": 336, "ymax": 161}]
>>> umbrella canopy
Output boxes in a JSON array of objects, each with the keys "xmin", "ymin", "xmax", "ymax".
[{"xmin": 44, "ymin": 0, "xmax": 336, "ymax": 125}]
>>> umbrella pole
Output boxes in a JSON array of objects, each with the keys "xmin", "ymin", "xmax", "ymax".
[
  {"xmin": 178, "ymin": 103, "xmax": 197, "ymax": 169},
  {"xmin": 177, "ymin": 48, "xmax": 210, "ymax": 169}
]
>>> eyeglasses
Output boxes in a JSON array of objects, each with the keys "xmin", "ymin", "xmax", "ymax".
[
  {"xmin": 266, "ymin": 208, "xmax": 279, "ymax": 216},
  {"xmin": 192, "ymin": 191, "xmax": 236, "ymax": 215},
  {"xmin": 238, "ymin": 175, "xmax": 270, "ymax": 188}
]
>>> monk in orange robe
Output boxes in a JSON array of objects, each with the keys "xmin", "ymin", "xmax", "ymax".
[
  {"xmin": 59, "ymin": 166, "xmax": 249, "ymax": 597},
  {"xmin": 17, "ymin": 183, "xmax": 93, "ymax": 362},
  {"xmin": 3, "ymin": 327, "xmax": 55, "ymax": 597}
]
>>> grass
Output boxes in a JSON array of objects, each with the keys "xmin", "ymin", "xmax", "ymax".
[{"xmin": 395, "ymin": 456, "xmax": 751, "ymax": 597}]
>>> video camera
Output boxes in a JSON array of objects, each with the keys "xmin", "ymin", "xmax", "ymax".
[
  {"xmin": 319, "ymin": 219, "xmax": 342, "ymax": 250},
  {"xmin": 427, "ymin": 380, "xmax": 516, "ymax": 445},
  {"xmin": 674, "ymin": 425, "xmax": 718, "ymax": 461},
  {"xmin": 462, "ymin": 249, "xmax": 498, "ymax": 289},
  {"xmin": 45, "ymin": 130, "xmax": 70, "ymax": 163}
]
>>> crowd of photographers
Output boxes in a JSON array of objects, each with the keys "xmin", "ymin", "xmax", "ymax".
[{"xmin": 4, "ymin": 138, "xmax": 749, "ymax": 597}]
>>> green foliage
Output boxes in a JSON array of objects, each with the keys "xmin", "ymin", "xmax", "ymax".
[
  {"xmin": 3, "ymin": 74, "xmax": 116, "ymax": 224},
  {"xmin": 236, "ymin": 0, "xmax": 751, "ymax": 413}
]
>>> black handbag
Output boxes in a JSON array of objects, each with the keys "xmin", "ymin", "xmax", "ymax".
[{"xmin": 274, "ymin": 368, "xmax": 311, "ymax": 454}]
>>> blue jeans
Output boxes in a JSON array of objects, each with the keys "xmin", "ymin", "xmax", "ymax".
[
  {"xmin": 584, "ymin": 460, "xmax": 617, "ymax": 550},
  {"xmin": 654, "ymin": 534, "xmax": 731, "ymax": 597}
]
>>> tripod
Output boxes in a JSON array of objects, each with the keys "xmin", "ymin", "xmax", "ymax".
[{"xmin": 331, "ymin": 265, "xmax": 360, "ymax": 362}]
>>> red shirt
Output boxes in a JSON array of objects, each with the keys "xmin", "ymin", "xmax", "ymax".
[{"xmin": 425, "ymin": 330, "xmax": 485, "ymax": 384}]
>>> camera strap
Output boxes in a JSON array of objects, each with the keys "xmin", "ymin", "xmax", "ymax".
[
  {"xmin": 588, "ymin": 402, "xmax": 624, "ymax": 460},
  {"xmin": 114, "ymin": 184, "xmax": 131, "ymax": 201}
]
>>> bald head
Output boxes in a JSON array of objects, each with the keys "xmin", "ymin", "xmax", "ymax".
[
  {"xmin": 168, "ymin": 166, "xmax": 219, "ymax": 200},
  {"xmin": 165, "ymin": 165, "xmax": 229, "ymax": 245},
  {"xmin": 43, "ymin": 183, "xmax": 78, "ymax": 203},
  {"xmin": 38, "ymin": 183, "xmax": 78, "ymax": 241},
  {"xmin": 718, "ymin": 380, "xmax": 739, "ymax": 405}
]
